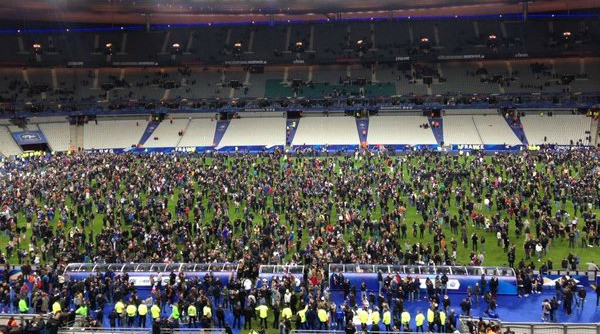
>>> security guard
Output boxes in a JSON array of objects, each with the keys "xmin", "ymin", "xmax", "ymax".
[
  {"xmin": 203, "ymin": 303, "xmax": 213, "ymax": 327},
  {"xmin": 115, "ymin": 300, "xmax": 125, "ymax": 327},
  {"xmin": 427, "ymin": 308, "xmax": 435, "ymax": 332},
  {"xmin": 138, "ymin": 303, "xmax": 148, "ymax": 328},
  {"xmin": 76, "ymin": 303, "xmax": 89, "ymax": 317},
  {"xmin": 439, "ymin": 310, "xmax": 446, "ymax": 332},
  {"xmin": 358, "ymin": 306, "xmax": 369, "ymax": 330},
  {"xmin": 18, "ymin": 298, "xmax": 29, "ymax": 314},
  {"xmin": 150, "ymin": 304, "xmax": 161, "ymax": 320},
  {"xmin": 281, "ymin": 304, "xmax": 293, "ymax": 320},
  {"xmin": 401, "ymin": 309, "xmax": 411, "ymax": 331},
  {"xmin": 126, "ymin": 302, "xmax": 137, "ymax": 327},
  {"xmin": 171, "ymin": 304, "xmax": 180, "ymax": 322},
  {"xmin": 415, "ymin": 310, "xmax": 425, "ymax": 332},
  {"xmin": 188, "ymin": 303, "xmax": 198, "ymax": 328},
  {"xmin": 382, "ymin": 305, "xmax": 392, "ymax": 332},
  {"xmin": 297, "ymin": 305, "xmax": 307, "ymax": 329},
  {"xmin": 255, "ymin": 302, "xmax": 269, "ymax": 328},
  {"xmin": 371, "ymin": 306, "xmax": 381, "ymax": 331},
  {"xmin": 317, "ymin": 306, "xmax": 329, "ymax": 330},
  {"xmin": 52, "ymin": 300, "xmax": 62, "ymax": 315}
]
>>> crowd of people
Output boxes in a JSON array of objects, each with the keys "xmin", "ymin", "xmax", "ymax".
[{"xmin": 0, "ymin": 147, "xmax": 598, "ymax": 334}]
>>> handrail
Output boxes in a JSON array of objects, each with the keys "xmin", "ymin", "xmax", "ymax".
[{"xmin": 57, "ymin": 327, "xmax": 226, "ymax": 334}]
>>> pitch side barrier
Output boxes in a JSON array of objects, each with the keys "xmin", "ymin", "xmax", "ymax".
[
  {"xmin": 257, "ymin": 265, "xmax": 305, "ymax": 290},
  {"xmin": 79, "ymin": 144, "xmax": 594, "ymax": 155},
  {"xmin": 500, "ymin": 323, "xmax": 600, "ymax": 334},
  {"xmin": 58, "ymin": 328, "xmax": 226, "ymax": 334},
  {"xmin": 460, "ymin": 317, "xmax": 600, "ymax": 334},
  {"xmin": 329, "ymin": 264, "xmax": 518, "ymax": 295},
  {"xmin": 290, "ymin": 331, "xmax": 416, "ymax": 334},
  {"xmin": 63, "ymin": 263, "xmax": 238, "ymax": 287}
]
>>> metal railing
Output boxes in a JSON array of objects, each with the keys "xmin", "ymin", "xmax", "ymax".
[
  {"xmin": 63, "ymin": 262, "xmax": 239, "ymax": 273},
  {"xmin": 328, "ymin": 264, "xmax": 515, "ymax": 277},
  {"xmin": 0, "ymin": 313, "xmax": 50, "ymax": 323},
  {"xmin": 500, "ymin": 323, "xmax": 600, "ymax": 334},
  {"xmin": 59, "ymin": 328, "xmax": 149, "ymax": 334},
  {"xmin": 290, "ymin": 331, "xmax": 418, "ymax": 334},
  {"xmin": 160, "ymin": 329, "xmax": 225, "ymax": 334},
  {"xmin": 58, "ymin": 328, "xmax": 225, "ymax": 334}
]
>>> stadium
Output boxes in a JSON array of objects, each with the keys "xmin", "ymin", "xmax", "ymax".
[{"xmin": 0, "ymin": 0, "xmax": 599, "ymax": 334}]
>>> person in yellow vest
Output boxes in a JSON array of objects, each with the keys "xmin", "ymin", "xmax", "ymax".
[
  {"xmin": 126, "ymin": 302, "xmax": 137, "ymax": 327},
  {"xmin": 382, "ymin": 305, "xmax": 392, "ymax": 332},
  {"xmin": 371, "ymin": 306, "xmax": 381, "ymax": 331},
  {"xmin": 151, "ymin": 304, "xmax": 161, "ymax": 320},
  {"xmin": 427, "ymin": 308, "xmax": 435, "ymax": 332},
  {"xmin": 358, "ymin": 306, "xmax": 369, "ymax": 331},
  {"xmin": 114, "ymin": 300, "xmax": 125, "ymax": 327},
  {"xmin": 138, "ymin": 303, "xmax": 148, "ymax": 328},
  {"xmin": 171, "ymin": 304, "xmax": 180, "ymax": 325},
  {"xmin": 202, "ymin": 303, "xmax": 213, "ymax": 327},
  {"xmin": 18, "ymin": 298, "xmax": 29, "ymax": 314},
  {"xmin": 52, "ymin": 301, "xmax": 62, "ymax": 315},
  {"xmin": 415, "ymin": 310, "xmax": 425, "ymax": 332},
  {"xmin": 401, "ymin": 310, "xmax": 411, "ymax": 332},
  {"xmin": 255, "ymin": 302, "xmax": 269, "ymax": 328},
  {"xmin": 297, "ymin": 305, "xmax": 307, "ymax": 329},
  {"xmin": 75, "ymin": 303, "xmax": 88, "ymax": 317},
  {"xmin": 188, "ymin": 304, "xmax": 198, "ymax": 328},
  {"xmin": 439, "ymin": 310, "xmax": 446, "ymax": 333},
  {"xmin": 317, "ymin": 305, "xmax": 329, "ymax": 330},
  {"xmin": 281, "ymin": 304, "xmax": 293, "ymax": 320}
]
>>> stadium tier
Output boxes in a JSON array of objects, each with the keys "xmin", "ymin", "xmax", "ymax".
[
  {"xmin": 0, "ymin": 112, "xmax": 596, "ymax": 155},
  {"xmin": 0, "ymin": 4, "xmax": 599, "ymax": 334}
]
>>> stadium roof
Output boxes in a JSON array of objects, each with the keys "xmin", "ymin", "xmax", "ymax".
[{"xmin": 0, "ymin": 0, "xmax": 597, "ymax": 24}]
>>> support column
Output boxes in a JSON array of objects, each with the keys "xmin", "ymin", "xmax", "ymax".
[
  {"xmin": 145, "ymin": 13, "xmax": 151, "ymax": 32},
  {"xmin": 522, "ymin": 2, "xmax": 528, "ymax": 22}
]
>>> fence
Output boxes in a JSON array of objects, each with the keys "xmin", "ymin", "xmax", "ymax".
[
  {"xmin": 290, "ymin": 326, "xmax": 600, "ymax": 334},
  {"xmin": 58, "ymin": 328, "xmax": 148, "ymax": 334},
  {"xmin": 58, "ymin": 328, "xmax": 226, "ymax": 334},
  {"xmin": 501, "ymin": 323, "xmax": 600, "ymax": 334}
]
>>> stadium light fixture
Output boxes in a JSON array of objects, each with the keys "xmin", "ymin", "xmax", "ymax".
[{"xmin": 32, "ymin": 43, "xmax": 42, "ymax": 54}]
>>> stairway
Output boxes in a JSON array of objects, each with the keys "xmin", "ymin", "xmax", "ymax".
[
  {"xmin": 174, "ymin": 119, "xmax": 192, "ymax": 147},
  {"xmin": 504, "ymin": 115, "xmax": 528, "ymax": 145},
  {"xmin": 69, "ymin": 124, "xmax": 84, "ymax": 150},
  {"xmin": 591, "ymin": 117, "xmax": 599, "ymax": 146},
  {"xmin": 428, "ymin": 117, "xmax": 444, "ymax": 146}
]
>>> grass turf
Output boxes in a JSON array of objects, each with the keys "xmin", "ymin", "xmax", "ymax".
[{"xmin": 1, "ymin": 155, "xmax": 598, "ymax": 270}]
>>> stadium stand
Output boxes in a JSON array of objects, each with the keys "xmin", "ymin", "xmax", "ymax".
[
  {"xmin": 218, "ymin": 116, "xmax": 286, "ymax": 148},
  {"xmin": 143, "ymin": 118, "xmax": 190, "ymax": 148},
  {"xmin": 367, "ymin": 115, "xmax": 437, "ymax": 145},
  {"xmin": 472, "ymin": 115, "xmax": 523, "ymax": 145},
  {"xmin": 176, "ymin": 118, "xmax": 218, "ymax": 147},
  {"xmin": 37, "ymin": 121, "xmax": 71, "ymax": 152},
  {"xmin": 83, "ymin": 118, "xmax": 148, "ymax": 149},
  {"xmin": 0, "ymin": 8, "xmax": 600, "ymax": 334},
  {"xmin": 0, "ymin": 125, "xmax": 23, "ymax": 157},
  {"xmin": 292, "ymin": 115, "xmax": 360, "ymax": 146},
  {"xmin": 521, "ymin": 114, "xmax": 592, "ymax": 145},
  {"xmin": 443, "ymin": 115, "xmax": 485, "ymax": 145}
]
